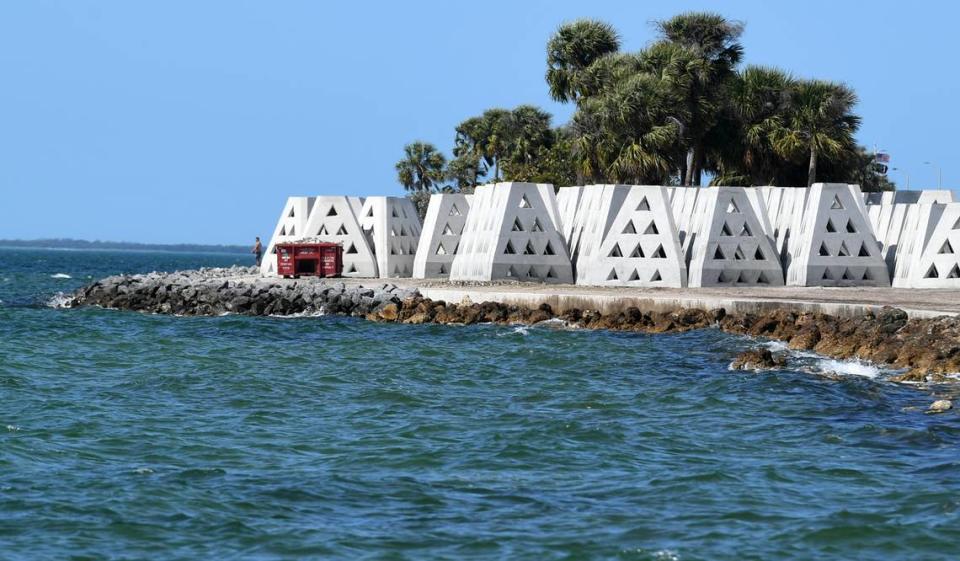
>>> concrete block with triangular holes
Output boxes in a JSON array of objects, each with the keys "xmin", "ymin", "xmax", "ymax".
[
  {"xmin": 892, "ymin": 202, "xmax": 960, "ymax": 288},
  {"xmin": 556, "ymin": 186, "xmax": 584, "ymax": 252},
  {"xmin": 577, "ymin": 185, "xmax": 687, "ymax": 287},
  {"xmin": 412, "ymin": 193, "xmax": 472, "ymax": 279},
  {"xmin": 259, "ymin": 196, "xmax": 316, "ymax": 276},
  {"xmin": 755, "ymin": 186, "xmax": 810, "ymax": 277},
  {"xmin": 563, "ymin": 185, "xmax": 632, "ymax": 282},
  {"xmin": 685, "ymin": 187, "xmax": 785, "ymax": 287},
  {"xmin": 786, "ymin": 183, "xmax": 890, "ymax": 286},
  {"xmin": 449, "ymin": 182, "xmax": 573, "ymax": 283},
  {"xmin": 358, "ymin": 197, "xmax": 422, "ymax": 278},
  {"xmin": 298, "ymin": 196, "xmax": 379, "ymax": 277}
]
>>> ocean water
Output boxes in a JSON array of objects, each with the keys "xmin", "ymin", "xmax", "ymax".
[{"xmin": 1, "ymin": 248, "xmax": 958, "ymax": 560}]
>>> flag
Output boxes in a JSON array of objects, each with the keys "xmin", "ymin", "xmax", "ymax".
[{"xmin": 874, "ymin": 152, "xmax": 890, "ymax": 163}]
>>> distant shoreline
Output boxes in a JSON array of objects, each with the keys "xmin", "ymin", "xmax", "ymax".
[{"xmin": 0, "ymin": 239, "xmax": 247, "ymax": 255}]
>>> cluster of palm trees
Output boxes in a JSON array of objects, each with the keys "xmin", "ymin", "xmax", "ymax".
[{"xmin": 396, "ymin": 12, "xmax": 891, "ymax": 197}]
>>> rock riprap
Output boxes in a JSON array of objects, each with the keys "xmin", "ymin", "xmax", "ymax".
[
  {"xmin": 68, "ymin": 267, "xmax": 417, "ymax": 318},
  {"xmin": 69, "ymin": 267, "xmax": 960, "ymax": 383}
]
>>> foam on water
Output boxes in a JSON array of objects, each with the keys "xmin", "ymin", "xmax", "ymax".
[
  {"xmin": 45, "ymin": 292, "xmax": 73, "ymax": 309},
  {"xmin": 813, "ymin": 358, "xmax": 883, "ymax": 379},
  {"xmin": 50, "ymin": 273, "xmax": 72, "ymax": 279}
]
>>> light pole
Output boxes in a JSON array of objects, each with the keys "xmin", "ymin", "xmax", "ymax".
[{"xmin": 923, "ymin": 161, "xmax": 943, "ymax": 188}]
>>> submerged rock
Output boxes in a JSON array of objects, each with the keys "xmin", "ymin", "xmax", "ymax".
[
  {"xmin": 730, "ymin": 348, "xmax": 787, "ymax": 371},
  {"xmin": 927, "ymin": 399, "xmax": 953, "ymax": 414}
]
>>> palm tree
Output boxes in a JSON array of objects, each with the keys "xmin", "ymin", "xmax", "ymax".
[
  {"xmin": 395, "ymin": 141, "xmax": 447, "ymax": 192},
  {"xmin": 772, "ymin": 80, "xmax": 861, "ymax": 186},
  {"xmin": 546, "ymin": 19, "xmax": 621, "ymax": 104},
  {"xmin": 652, "ymin": 12, "xmax": 744, "ymax": 185},
  {"xmin": 712, "ymin": 65, "xmax": 796, "ymax": 185}
]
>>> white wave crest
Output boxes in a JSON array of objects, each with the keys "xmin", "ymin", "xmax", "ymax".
[
  {"xmin": 815, "ymin": 359, "xmax": 882, "ymax": 379},
  {"xmin": 46, "ymin": 292, "xmax": 74, "ymax": 308},
  {"xmin": 50, "ymin": 273, "xmax": 72, "ymax": 279}
]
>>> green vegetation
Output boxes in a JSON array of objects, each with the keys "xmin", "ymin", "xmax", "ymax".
[{"xmin": 397, "ymin": 12, "xmax": 894, "ymax": 194}]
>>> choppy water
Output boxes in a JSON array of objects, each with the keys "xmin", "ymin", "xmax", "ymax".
[{"xmin": 1, "ymin": 248, "xmax": 958, "ymax": 560}]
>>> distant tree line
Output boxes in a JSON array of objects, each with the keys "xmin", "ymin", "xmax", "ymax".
[
  {"xmin": 0, "ymin": 238, "xmax": 249, "ymax": 254},
  {"xmin": 395, "ymin": 11, "xmax": 893, "ymax": 208}
]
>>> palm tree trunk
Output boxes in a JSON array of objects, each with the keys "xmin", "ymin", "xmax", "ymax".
[
  {"xmin": 684, "ymin": 150, "xmax": 695, "ymax": 186},
  {"xmin": 692, "ymin": 143, "xmax": 704, "ymax": 187},
  {"xmin": 807, "ymin": 146, "xmax": 818, "ymax": 187}
]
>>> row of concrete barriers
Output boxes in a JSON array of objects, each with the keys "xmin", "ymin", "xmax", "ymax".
[{"xmin": 260, "ymin": 183, "xmax": 959, "ymax": 288}]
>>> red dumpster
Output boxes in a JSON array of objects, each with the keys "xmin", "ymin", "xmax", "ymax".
[{"xmin": 275, "ymin": 243, "xmax": 343, "ymax": 279}]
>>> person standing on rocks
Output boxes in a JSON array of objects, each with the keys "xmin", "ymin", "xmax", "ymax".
[{"xmin": 252, "ymin": 237, "xmax": 263, "ymax": 267}]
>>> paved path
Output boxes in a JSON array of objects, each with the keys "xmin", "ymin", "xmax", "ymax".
[{"xmin": 262, "ymin": 276, "xmax": 960, "ymax": 318}]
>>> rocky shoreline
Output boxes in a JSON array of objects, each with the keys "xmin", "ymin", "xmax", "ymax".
[{"xmin": 67, "ymin": 267, "xmax": 960, "ymax": 384}]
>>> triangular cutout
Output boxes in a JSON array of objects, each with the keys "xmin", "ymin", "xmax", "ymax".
[
  {"xmin": 838, "ymin": 241, "xmax": 850, "ymax": 257},
  {"xmin": 531, "ymin": 218, "xmax": 544, "ymax": 232},
  {"xmin": 720, "ymin": 222, "xmax": 733, "ymax": 236},
  {"xmin": 819, "ymin": 242, "xmax": 831, "ymax": 257},
  {"xmin": 718, "ymin": 270, "xmax": 733, "ymax": 283},
  {"xmin": 622, "ymin": 220, "xmax": 637, "ymax": 234},
  {"xmin": 714, "ymin": 246, "xmax": 726, "ymax": 260},
  {"xmin": 822, "ymin": 268, "xmax": 834, "ymax": 280},
  {"xmin": 643, "ymin": 221, "xmax": 659, "ymax": 235},
  {"xmin": 831, "ymin": 195, "xmax": 844, "ymax": 210},
  {"xmin": 337, "ymin": 225, "xmax": 348, "ymax": 235},
  {"xmin": 727, "ymin": 200, "xmax": 741, "ymax": 214},
  {"xmin": 543, "ymin": 241, "xmax": 555, "ymax": 256},
  {"xmin": 651, "ymin": 244, "xmax": 666, "ymax": 258},
  {"xmin": 650, "ymin": 270, "xmax": 662, "ymax": 282},
  {"xmin": 637, "ymin": 197, "xmax": 650, "ymax": 211},
  {"xmin": 754, "ymin": 247, "xmax": 765, "ymax": 260},
  {"xmin": 863, "ymin": 268, "xmax": 874, "ymax": 281},
  {"xmin": 504, "ymin": 240, "xmax": 516, "ymax": 255},
  {"xmin": 438, "ymin": 263, "xmax": 447, "ymax": 275},
  {"xmin": 346, "ymin": 263, "xmax": 357, "ymax": 273},
  {"xmin": 366, "ymin": 207, "xmax": 374, "ymax": 218},
  {"xmin": 519, "ymin": 195, "xmax": 532, "ymax": 208},
  {"xmin": 288, "ymin": 226, "xmax": 296, "ymax": 236},
  {"xmin": 628, "ymin": 269, "xmax": 640, "ymax": 281},
  {"xmin": 317, "ymin": 224, "xmax": 329, "ymax": 235},
  {"xmin": 288, "ymin": 207, "xmax": 296, "ymax": 218},
  {"xmin": 435, "ymin": 243, "xmax": 446, "ymax": 256},
  {"xmin": 735, "ymin": 271, "xmax": 747, "ymax": 284},
  {"xmin": 841, "ymin": 268, "xmax": 853, "ymax": 280},
  {"xmin": 506, "ymin": 265, "xmax": 517, "ymax": 277},
  {"xmin": 947, "ymin": 264, "xmax": 960, "ymax": 279},
  {"xmin": 609, "ymin": 243, "xmax": 623, "ymax": 258},
  {"xmin": 327, "ymin": 206, "xmax": 338, "ymax": 217},
  {"xmin": 523, "ymin": 241, "xmax": 536, "ymax": 255},
  {"xmin": 546, "ymin": 267, "xmax": 557, "ymax": 279},
  {"xmin": 740, "ymin": 223, "xmax": 752, "ymax": 237},
  {"xmin": 449, "ymin": 204, "xmax": 461, "ymax": 217},
  {"xmin": 733, "ymin": 246, "xmax": 746, "ymax": 260},
  {"xmin": 826, "ymin": 219, "xmax": 836, "ymax": 233},
  {"xmin": 925, "ymin": 264, "xmax": 940, "ymax": 279},
  {"xmin": 953, "ymin": 217, "xmax": 960, "ymax": 230},
  {"xmin": 280, "ymin": 226, "xmax": 287, "ymax": 236},
  {"xmin": 512, "ymin": 218, "xmax": 525, "ymax": 232},
  {"xmin": 630, "ymin": 244, "xmax": 644, "ymax": 258},
  {"xmin": 858, "ymin": 242, "xmax": 871, "ymax": 257},
  {"xmin": 757, "ymin": 271, "xmax": 770, "ymax": 284},
  {"xmin": 939, "ymin": 240, "xmax": 955, "ymax": 255},
  {"xmin": 442, "ymin": 223, "xmax": 455, "ymax": 235},
  {"xmin": 845, "ymin": 219, "xmax": 857, "ymax": 233},
  {"xmin": 392, "ymin": 207, "xmax": 399, "ymax": 218},
  {"xmin": 607, "ymin": 268, "xmax": 619, "ymax": 281},
  {"xmin": 400, "ymin": 225, "xmax": 408, "ymax": 236}
]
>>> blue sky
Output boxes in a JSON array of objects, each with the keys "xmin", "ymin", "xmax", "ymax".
[{"xmin": 1, "ymin": 0, "xmax": 956, "ymax": 244}]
